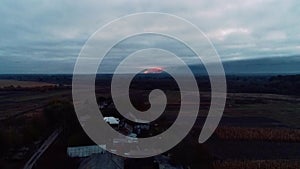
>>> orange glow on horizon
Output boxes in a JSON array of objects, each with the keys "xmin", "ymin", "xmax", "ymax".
[{"xmin": 143, "ymin": 67, "xmax": 164, "ymax": 74}]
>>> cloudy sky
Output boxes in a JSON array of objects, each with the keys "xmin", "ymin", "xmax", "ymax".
[{"xmin": 0, "ymin": 0, "xmax": 300, "ymax": 74}]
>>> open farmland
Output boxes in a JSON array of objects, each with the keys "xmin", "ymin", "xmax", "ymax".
[
  {"xmin": 0, "ymin": 80, "xmax": 56, "ymax": 88},
  {"xmin": 0, "ymin": 88, "xmax": 71, "ymax": 120},
  {"xmin": 212, "ymin": 159, "xmax": 300, "ymax": 169}
]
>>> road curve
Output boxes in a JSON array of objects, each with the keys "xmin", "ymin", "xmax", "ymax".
[{"xmin": 23, "ymin": 128, "xmax": 62, "ymax": 169}]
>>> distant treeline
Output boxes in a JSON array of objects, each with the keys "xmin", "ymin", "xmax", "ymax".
[
  {"xmin": 0, "ymin": 74, "xmax": 299, "ymax": 96},
  {"xmin": 226, "ymin": 74, "xmax": 300, "ymax": 96}
]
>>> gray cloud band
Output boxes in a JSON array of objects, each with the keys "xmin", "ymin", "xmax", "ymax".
[{"xmin": 72, "ymin": 12, "xmax": 227, "ymax": 158}]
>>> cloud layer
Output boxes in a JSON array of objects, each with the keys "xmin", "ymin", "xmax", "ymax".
[{"xmin": 0, "ymin": 0, "xmax": 299, "ymax": 73}]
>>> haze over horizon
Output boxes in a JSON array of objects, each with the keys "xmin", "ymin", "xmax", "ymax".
[{"xmin": 0, "ymin": 0, "xmax": 300, "ymax": 74}]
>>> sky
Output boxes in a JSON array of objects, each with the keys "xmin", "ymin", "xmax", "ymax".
[{"xmin": 0, "ymin": 0, "xmax": 300, "ymax": 74}]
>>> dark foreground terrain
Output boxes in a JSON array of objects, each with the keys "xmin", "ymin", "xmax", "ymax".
[{"xmin": 0, "ymin": 74, "xmax": 299, "ymax": 169}]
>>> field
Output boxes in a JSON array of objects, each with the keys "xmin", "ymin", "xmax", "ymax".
[
  {"xmin": 0, "ymin": 80, "xmax": 56, "ymax": 88},
  {"xmin": 0, "ymin": 90, "xmax": 71, "ymax": 120},
  {"xmin": 212, "ymin": 159, "xmax": 300, "ymax": 169}
]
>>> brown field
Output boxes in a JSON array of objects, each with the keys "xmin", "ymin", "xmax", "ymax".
[
  {"xmin": 0, "ymin": 89, "xmax": 71, "ymax": 120},
  {"xmin": 0, "ymin": 80, "xmax": 56, "ymax": 88},
  {"xmin": 213, "ymin": 159, "xmax": 300, "ymax": 169},
  {"xmin": 215, "ymin": 127, "xmax": 300, "ymax": 142}
]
